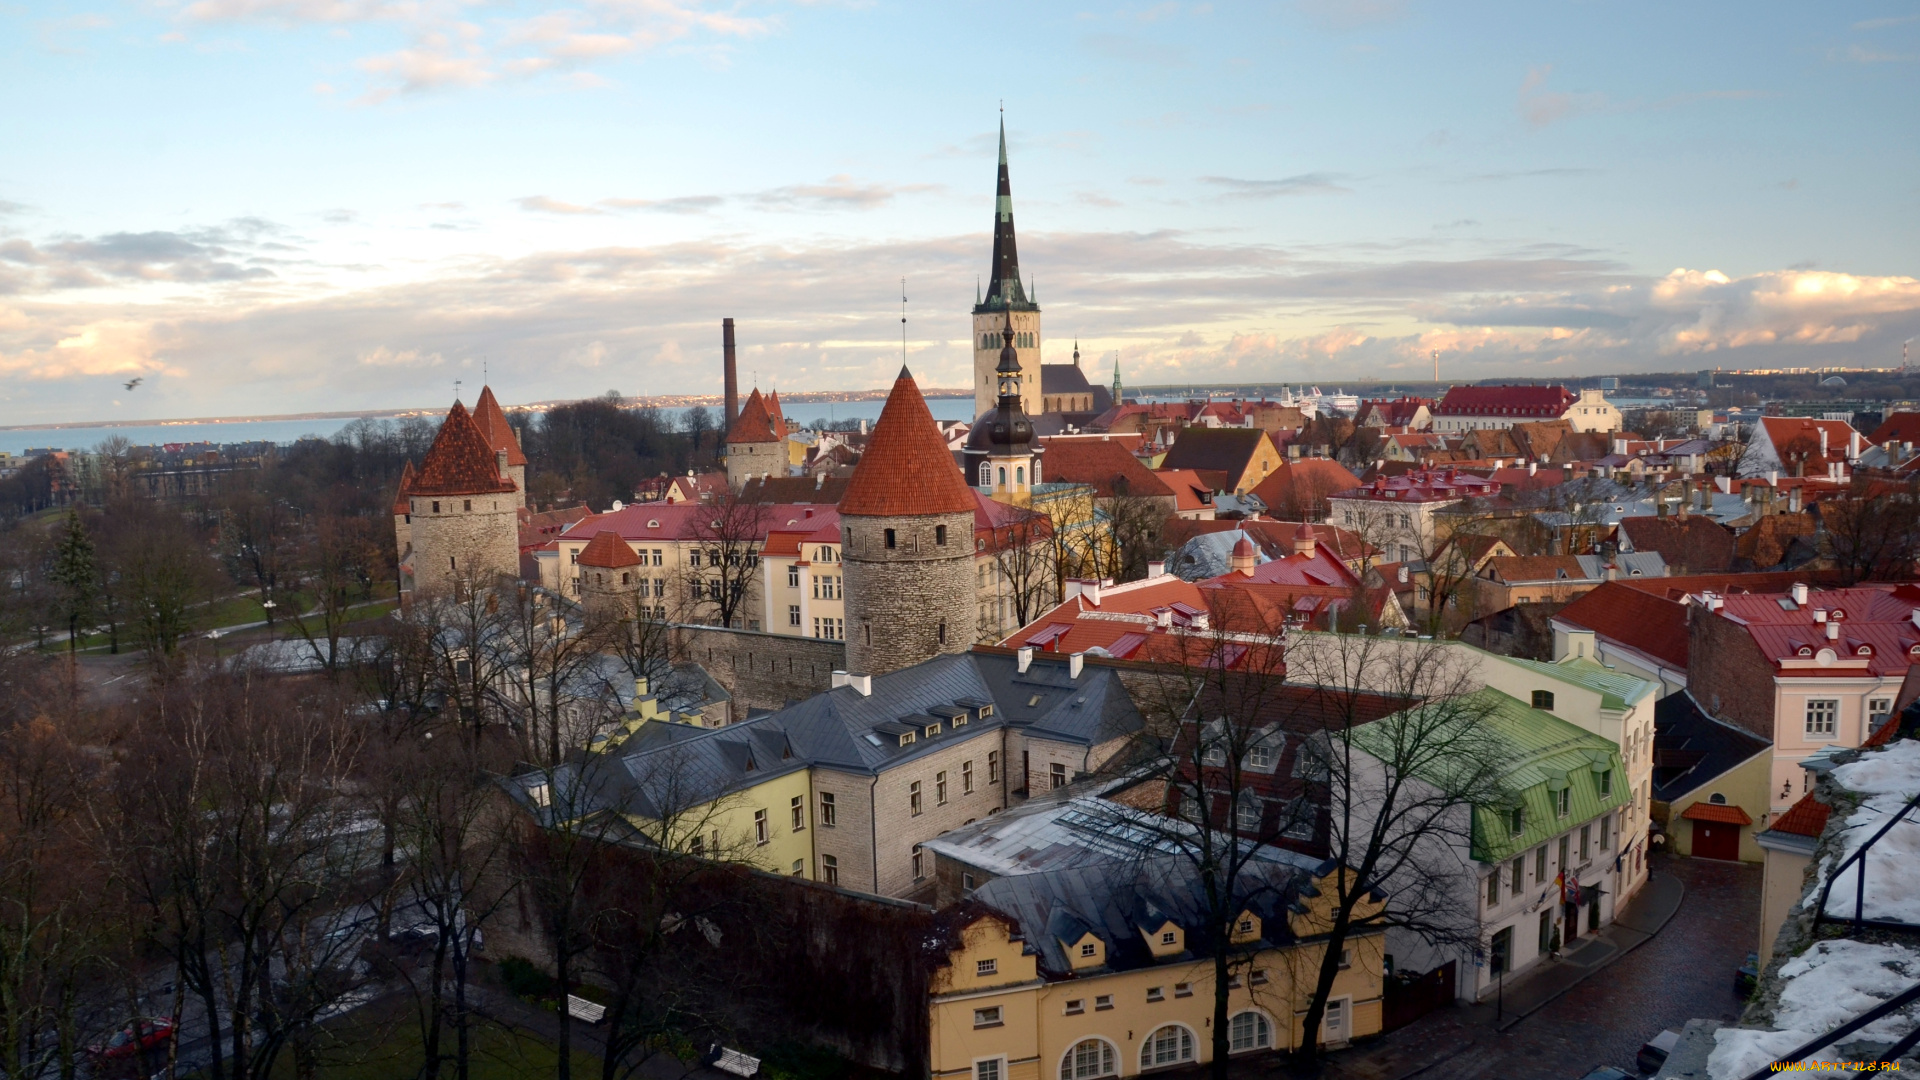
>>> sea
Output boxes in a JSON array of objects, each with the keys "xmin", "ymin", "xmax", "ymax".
[{"xmin": 0, "ymin": 397, "xmax": 982, "ymax": 456}]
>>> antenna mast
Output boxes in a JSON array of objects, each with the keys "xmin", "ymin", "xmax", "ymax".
[
  {"xmin": 901, "ymin": 277, "xmax": 908, "ymax": 366},
  {"xmin": 1431, "ymin": 349, "xmax": 1439, "ymax": 384}
]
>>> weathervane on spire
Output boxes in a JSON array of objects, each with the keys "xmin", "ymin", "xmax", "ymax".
[{"xmin": 900, "ymin": 277, "xmax": 908, "ymax": 366}]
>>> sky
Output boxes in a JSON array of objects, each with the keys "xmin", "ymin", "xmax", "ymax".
[{"xmin": 2, "ymin": 0, "xmax": 1918, "ymax": 425}]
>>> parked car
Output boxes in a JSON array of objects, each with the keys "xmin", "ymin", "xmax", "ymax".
[
  {"xmin": 1637, "ymin": 1029, "xmax": 1681, "ymax": 1074},
  {"xmin": 1576, "ymin": 1069, "xmax": 1633, "ymax": 1080},
  {"xmin": 87, "ymin": 1017, "xmax": 176, "ymax": 1066},
  {"xmin": 1736, "ymin": 951, "xmax": 1761, "ymax": 997}
]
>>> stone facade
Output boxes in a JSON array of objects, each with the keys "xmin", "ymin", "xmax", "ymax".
[
  {"xmin": 725, "ymin": 439, "xmax": 786, "ymax": 489},
  {"xmin": 578, "ymin": 565, "xmax": 643, "ymax": 618},
  {"xmin": 972, "ymin": 308, "xmax": 1042, "ymax": 418},
  {"xmin": 407, "ymin": 493, "xmax": 520, "ymax": 594},
  {"xmin": 672, "ymin": 624, "xmax": 846, "ymax": 719},
  {"xmin": 866, "ymin": 727, "xmax": 1013, "ymax": 898},
  {"xmin": 841, "ymin": 509, "xmax": 978, "ymax": 675}
]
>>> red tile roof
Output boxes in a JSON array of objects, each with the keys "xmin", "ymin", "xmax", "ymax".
[
  {"xmin": 1152, "ymin": 468, "xmax": 1212, "ymax": 512},
  {"xmin": 1712, "ymin": 586, "xmax": 1920, "ymax": 678},
  {"xmin": 471, "ymin": 386, "xmax": 527, "ymax": 466},
  {"xmin": 1434, "ymin": 384, "xmax": 1576, "ymax": 418},
  {"xmin": 838, "ymin": 367, "xmax": 978, "ymax": 517},
  {"xmin": 518, "ymin": 504, "xmax": 591, "ymax": 550},
  {"xmin": 391, "ymin": 461, "xmax": 415, "ymax": 515},
  {"xmin": 1618, "ymin": 516, "xmax": 1736, "ymax": 573},
  {"xmin": 1215, "ymin": 531, "xmax": 1361, "ymax": 589},
  {"xmin": 1757, "ymin": 416, "xmax": 1863, "ymax": 476},
  {"xmin": 1039, "ymin": 436, "xmax": 1173, "ymax": 499},
  {"xmin": 1332, "ymin": 468, "xmax": 1499, "ymax": 503},
  {"xmin": 1766, "ymin": 793, "xmax": 1830, "ymax": 838},
  {"xmin": 726, "ymin": 389, "xmax": 781, "ymax": 444},
  {"xmin": 410, "ymin": 400, "xmax": 519, "ymax": 497},
  {"xmin": 1862, "ymin": 711, "xmax": 1906, "ymax": 748},
  {"xmin": 1680, "ymin": 802, "xmax": 1753, "ymax": 826},
  {"xmin": 577, "ymin": 530, "xmax": 642, "ymax": 569},
  {"xmin": 1869, "ymin": 412, "xmax": 1920, "ymax": 446},
  {"xmin": 1554, "ymin": 581, "xmax": 1693, "ymax": 668},
  {"xmin": 1356, "ymin": 397, "xmax": 1433, "ymax": 427},
  {"xmin": 1248, "ymin": 458, "xmax": 1362, "ymax": 515}
]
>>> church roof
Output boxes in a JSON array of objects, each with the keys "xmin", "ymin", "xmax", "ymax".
[
  {"xmin": 1040, "ymin": 363, "xmax": 1095, "ymax": 395},
  {"xmin": 839, "ymin": 367, "xmax": 978, "ymax": 517},
  {"xmin": 471, "ymin": 386, "xmax": 527, "ymax": 466},
  {"xmin": 410, "ymin": 400, "xmax": 519, "ymax": 497},
  {"xmin": 974, "ymin": 115, "xmax": 1036, "ymax": 314},
  {"xmin": 578, "ymin": 530, "xmax": 642, "ymax": 569},
  {"xmin": 391, "ymin": 461, "xmax": 415, "ymax": 515},
  {"xmin": 726, "ymin": 389, "xmax": 782, "ymax": 444}
]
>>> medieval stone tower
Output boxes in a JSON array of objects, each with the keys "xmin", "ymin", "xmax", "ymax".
[
  {"xmin": 972, "ymin": 116, "xmax": 1042, "ymax": 419},
  {"xmin": 471, "ymin": 386, "xmax": 528, "ymax": 509},
  {"xmin": 839, "ymin": 368, "xmax": 980, "ymax": 675},
  {"xmin": 724, "ymin": 387, "xmax": 786, "ymax": 488},
  {"xmin": 397, "ymin": 398, "xmax": 521, "ymax": 596},
  {"xmin": 576, "ymin": 529, "xmax": 644, "ymax": 617}
]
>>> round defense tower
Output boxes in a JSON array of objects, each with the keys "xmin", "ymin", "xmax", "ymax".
[
  {"xmin": 839, "ymin": 367, "xmax": 981, "ymax": 675},
  {"xmin": 405, "ymin": 400, "xmax": 522, "ymax": 596}
]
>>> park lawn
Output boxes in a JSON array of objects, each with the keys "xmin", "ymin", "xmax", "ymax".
[{"xmin": 267, "ymin": 995, "xmax": 599, "ymax": 1080}]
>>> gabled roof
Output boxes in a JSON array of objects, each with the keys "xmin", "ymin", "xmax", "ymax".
[
  {"xmin": 410, "ymin": 400, "xmax": 519, "ymax": 497},
  {"xmin": 1356, "ymin": 397, "xmax": 1433, "ymax": 427},
  {"xmin": 1554, "ymin": 581, "xmax": 1693, "ymax": 669},
  {"xmin": 1248, "ymin": 459, "xmax": 1362, "ymax": 515},
  {"xmin": 1618, "ymin": 516, "xmax": 1737, "ymax": 573},
  {"xmin": 1868, "ymin": 412, "xmax": 1920, "ymax": 447},
  {"xmin": 1765, "ymin": 792, "xmax": 1831, "ymax": 839},
  {"xmin": 1040, "ymin": 364, "xmax": 1095, "ymax": 395},
  {"xmin": 1159, "ymin": 427, "xmax": 1271, "ymax": 475},
  {"xmin": 1152, "ymin": 468, "xmax": 1212, "ymax": 512},
  {"xmin": 391, "ymin": 461, "xmax": 416, "ymax": 515},
  {"xmin": 471, "ymin": 386, "xmax": 527, "ymax": 466},
  {"xmin": 1483, "ymin": 555, "xmax": 1595, "ymax": 585},
  {"xmin": 726, "ymin": 389, "xmax": 782, "ymax": 445},
  {"xmin": 578, "ymin": 530, "xmax": 642, "ymax": 569},
  {"xmin": 838, "ymin": 368, "xmax": 978, "ymax": 517},
  {"xmin": 1434, "ymin": 384, "xmax": 1577, "ymax": 417},
  {"xmin": 1037, "ymin": 436, "xmax": 1173, "ymax": 499},
  {"xmin": 1710, "ymin": 585, "xmax": 1920, "ymax": 677},
  {"xmin": 740, "ymin": 474, "xmax": 851, "ymax": 505}
]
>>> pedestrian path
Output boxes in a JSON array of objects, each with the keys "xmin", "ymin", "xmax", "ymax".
[{"xmin": 1484, "ymin": 871, "xmax": 1685, "ymax": 1031}]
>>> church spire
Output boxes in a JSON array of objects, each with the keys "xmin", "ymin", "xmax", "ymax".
[
  {"xmin": 978, "ymin": 112, "xmax": 1032, "ymax": 312},
  {"xmin": 1112, "ymin": 352, "xmax": 1123, "ymax": 403}
]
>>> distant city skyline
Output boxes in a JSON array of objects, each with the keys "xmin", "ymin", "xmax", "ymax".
[{"xmin": 2, "ymin": 1, "xmax": 1917, "ymax": 425}]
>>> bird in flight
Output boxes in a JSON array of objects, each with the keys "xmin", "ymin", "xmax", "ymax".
[{"xmin": 124, "ymin": 377, "xmax": 143, "ymax": 390}]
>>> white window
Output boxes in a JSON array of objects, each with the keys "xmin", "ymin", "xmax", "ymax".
[
  {"xmin": 1093, "ymin": 994, "xmax": 1113, "ymax": 1010},
  {"xmin": 1140, "ymin": 1026, "xmax": 1195, "ymax": 1068},
  {"xmin": 1236, "ymin": 794, "xmax": 1261, "ymax": 833},
  {"xmin": 1146, "ymin": 986, "xmax": 1164, "ymax": 1002},
  {"xmin": 909, "ymin": 782, "xmax": 922, "ymax": 815},
  {"xmin": 1869, "ymin": 697, "xmax": 1893, "ymax": 720},
  {"xmin": 975, "ymin": 1060, "xmax": 1003, "ymax": 1080},
  {"xmin": 753, "ymin": 810, "xmax": 768, "ymax": 845},
  {"xmin": 788, "ymin": 605, "xmax": 801, "ymax": 627},
  {"xmin": 1160, "ymin": 930, "xmax": 1176, "ymax": 945},
  {"xmin": 1063, "ymin": 999, "xmax": 1084, "ymax": 1015},
  {"xmin": 963, "ymin": 760, "xmax": 975, "ymax": 794},
  {"xmin": 790, "ymin": 796, "xmax": 805, "ymax": 832},
  {"xmin": 1246, "ymin": 741, "xmax": 1277, "ymax": 770},
  {"xmin": 1061, "ymin": 1039, "xmax": 1115, "ymax": 1079},
  {"xmin": 912, "ymin": 844, "xmax": 925, "ymax": 880},
  {"xmin": 1079, "ymin": 941, "xmax": 1096, "ymax": 958},
  {"xmin": 1229, "ymin": 1011, "xmax": 1272, "ymax": 1052},
  {"xmin": 972, "ymin": 1006, "xmax": 1001, "ymax": 1028},
  {"xmin": 819, "ymin": 792, "xmax": 836, "ymax": 826},
  {"xmin": 976, "ymin": 958, "xmax": 997, "ymax": 977},
  {"xmin": 786, "ymin": 566, "xmax": 799, "ymax": 588},
  {"xmin": 1806, "ymin": 699, "xmax": 1838, "ymax": 737},
  {"xmin": 937, "ymin": 771, "xmax": 949, "ymax": 805}
]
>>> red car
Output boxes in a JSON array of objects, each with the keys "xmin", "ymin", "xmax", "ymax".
[{"xmin": 87, "ymin": 1018, "xmax": 175, "ymax": 1065}]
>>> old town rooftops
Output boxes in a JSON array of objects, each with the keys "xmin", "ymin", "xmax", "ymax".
[
  {"xmin": 577, "ymin": 530, "xmax": 643, "ymax": 569},
  {"xmin": 1330, "ymin": 468, "xmax": 1499, "ymax": 502},
  {"xmin": 561, "ymin": 502, "xmax": 840, "ymax": 543},
  {"xmin": 410, "ymin": 400, "xmax": 519, "ymax": 497},
  {"xmin": 1433, "ymin": 384, "xmax": 1577, "ymax": 417}
]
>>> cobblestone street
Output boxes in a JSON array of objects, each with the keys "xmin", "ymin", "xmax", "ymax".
[{"xmin": 1232, "ymin": 854, "xmax": 1763, "ymax": 1080}]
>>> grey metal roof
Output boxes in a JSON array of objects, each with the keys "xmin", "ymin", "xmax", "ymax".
[{"xmin": 1652, "ymin": 690, "xmax": 1773, "ymax": 803}]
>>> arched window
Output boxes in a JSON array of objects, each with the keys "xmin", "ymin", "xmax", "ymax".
[
  {"xmin": 1016, "ymin": 467, "xmax": 1025, "ymax": 485},
  {"xmin": 1032, "ymin": 460, "xmax": 1040, "ymax": 485},
  {"xmin": 1060, "ymin": 1038, "xmax": 1116, "ymax": 1079},
  {"xmin": 1141, "ymin": 1025, "xmax": 1195, "ymax": 1069},
  {"xmin": 1229, "ymin": 1011, "xmax": 1272, "ymax": 1052},
  {"xmin": 979, "ymin": 462, "xmax": 992, "ymax": 486},
  {"xmin": 998, "ymin": 467, "xmax": 1007, "ymax": 487}
]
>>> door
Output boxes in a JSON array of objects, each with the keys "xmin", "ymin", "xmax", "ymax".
[
  {"xmin": 1323, "ymin": 997, "xmax": 1350, "ymax": 1045},
  {"xmin": 1563, "ymin": 902, "xmax": 1580, "ymax": 941},
  {"xmin": 1693, "ymin": 819, "xmax": 1739, "ymax": 861}
]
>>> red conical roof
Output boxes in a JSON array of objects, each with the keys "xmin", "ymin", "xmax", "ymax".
[
  {"xmin": 766, "ymin": 390, "xmax": 786, "ymax": 434},
  {"xmin": 391, "ymin": 461, "xmax": 416, "ymax": 515},
  {"xmin": 726, "ymin": 389, "xmax": 781, "ymax": 444},
  {"xmin": 838, "ymin": 367, "xmax": 977, "ymax": 517},
  {"xmin": 472, "ymin": 386, "xmax": 527, "ymax": 466},
  {"xmin": 578, "ymin": 530, "xmax": 642, "ymax": 569},
  {"xmin": 410, "ymin": 400, "xmax": 519, "ymax": 497}
]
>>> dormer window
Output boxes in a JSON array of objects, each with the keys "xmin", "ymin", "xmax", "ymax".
[
  {"xmin": 925, "ymin": 724, "xmax": 941, "ymax": 738},
  {"xmin": 978, "ymin": 704, "xmax": 994, "ymax": 718},
  {"xmin": 1080, "ymin": 942, "xmax": 1096, "ymax": 958},
  {"xmin": 898, "ymin": 732, "xmax": 915, "ymax": 747},
  {"xmin": 1857, "ymin": 645, "xmax": 1872, "ymax": 656},
  {"xmin": 1160, "ymin": 930, "xmax": 1176, "ymax": 945},
  {"xmin": 1798, "ymin": 646, "xmax": 1813, "ymax": 657}
]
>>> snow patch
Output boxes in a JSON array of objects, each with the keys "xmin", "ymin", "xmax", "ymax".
[
  {"xmin": 1822, "ymin": 740, "xmax": 1920, "ymax": 924},
  {"xmin": 1708, "ymin": 939, "xmax": 1920, "ymax": 1080}
]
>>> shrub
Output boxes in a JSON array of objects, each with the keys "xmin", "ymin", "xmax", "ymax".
[{"xmin": 498, "ymin": 956, "xmax": 555, "ymax": 999}]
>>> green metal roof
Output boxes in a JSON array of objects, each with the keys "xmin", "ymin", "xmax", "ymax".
[
  {"xmin": 1353, "ymin": 687, "xmax": 1626, "ymax": 863},
  {"xmin": 1505, "ymin": 654, "xmax": 1655, "ymax": 712}
]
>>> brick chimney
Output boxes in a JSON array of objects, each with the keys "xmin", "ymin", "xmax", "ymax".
[
  {"xmin": 1231, "ymin": 534, "xmax": 1258, "ymax": 576},
  {"xmin": 722, "ymin": 318, "xmax": 739, "ymax": 427}
]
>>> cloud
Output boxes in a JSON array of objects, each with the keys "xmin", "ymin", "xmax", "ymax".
[
  {"xmin": 600, "ymin": 195, "xmax": 726, "ymax": 214},
  {"xmin": 0, "ymin": 200, "xmax": 28, "ymax": 217},
  {"xmin": 182, "ymin": 0, "xmax": 773, "ymax": 102},
  {"xmin": 515, "ymin": 195, "xmax": 606, "ymax": 216},
  {"xmin": 1201, "ymin": 173, "xmax": 1354, "ymax": 198},
  {"xmin": 1835, "ymin": 44, "xmax": 1917, "ymax": 63},
  {"xmin": 0, "ymin": 225, "xmax": 284, "ymax": 292},
  {"xmin": 1517, "ymin": 65, "xmax": 1608, "ymax": 127},
  {"xmin": 1853, "ymin": 13, "xmax": 1920, "ymax": 29},
  {"xmin": 749, "ymin": 176, "xmax": 940, "ymax": 211}
]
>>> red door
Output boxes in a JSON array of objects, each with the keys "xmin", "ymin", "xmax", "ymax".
[{"xmin": 1693, "ymin": 819, "xmax": 1739, "ymax": 860}]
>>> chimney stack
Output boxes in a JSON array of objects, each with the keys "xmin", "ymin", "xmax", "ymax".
[{"xmin": 722, "ymin": 318, "xmax": 739, "ymax": 427}]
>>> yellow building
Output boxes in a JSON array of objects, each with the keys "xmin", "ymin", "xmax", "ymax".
[{"xmin": 929, "ymin": 862, "xmax": 1386, "ymax": 1079}]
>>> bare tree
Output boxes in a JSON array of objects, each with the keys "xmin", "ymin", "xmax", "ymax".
[
  {"xmin": 489, "ymin": 588, "xmax": 625, "ymax": 767},
  {"xmin": 290, "ymin": 512, "xmax": 380, "ymax": 675},
  {"xmin": 983, "ymin": 509, "xmax": 1057, "ymax": 638},
  {"xmin": 681, "ymin": 492, "xmax": 768, "ymax": 629},
  {"xmin": 1820, "ymin": 474, "xmax": 1920, "ymax": 584}
]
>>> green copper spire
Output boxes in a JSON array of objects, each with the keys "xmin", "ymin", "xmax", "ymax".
[
  {"xmin": 1112, "ymin": 352, "xmax": 1123, "ymax": 403},
  {"xmin": 976, "ymin": 111, "xmax": 1033, "ymax": 313}
]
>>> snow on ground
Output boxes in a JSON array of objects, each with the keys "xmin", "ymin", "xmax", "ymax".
[
  {"xmin": 1708, "ymin": 939, "xmax": 1920, "ymax": 1079},
  {"xmin": 1822, "ymin": 740, "xmax": 1920, "ymax": 924}
]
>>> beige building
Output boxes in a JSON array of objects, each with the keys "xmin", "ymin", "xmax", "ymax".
[
  {"xmin": 929, "ymin": 861, "xmax": 1385, "ymax": 1079},
  {"xmin": 1754, "ymin": 792, "xmax": 1829, "ymax": 964}
]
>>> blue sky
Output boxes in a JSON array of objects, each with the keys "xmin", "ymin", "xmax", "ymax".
[{"xmin": 2, "ymin": 0, "xmax": 1917, "ymax": 423}]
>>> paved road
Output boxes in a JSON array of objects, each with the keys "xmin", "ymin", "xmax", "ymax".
[{"xmin": 1236, "ymin": 854, "xmax": 1762, "ymax": 1080}]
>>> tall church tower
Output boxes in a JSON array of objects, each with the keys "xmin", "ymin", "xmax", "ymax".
[{"xmin": 972, "ymin": 115, "xmax": 1042, "ymax": 419}]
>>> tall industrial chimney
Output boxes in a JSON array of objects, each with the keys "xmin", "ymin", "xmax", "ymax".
[{"xmin": 722, "ymin": 318, "xmax": 739, "ymax": 427}]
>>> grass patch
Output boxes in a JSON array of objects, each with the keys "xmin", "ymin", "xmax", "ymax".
[{"xmin": 266, "ymin": 995, "xmax": 598, "ymax": 1080}]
